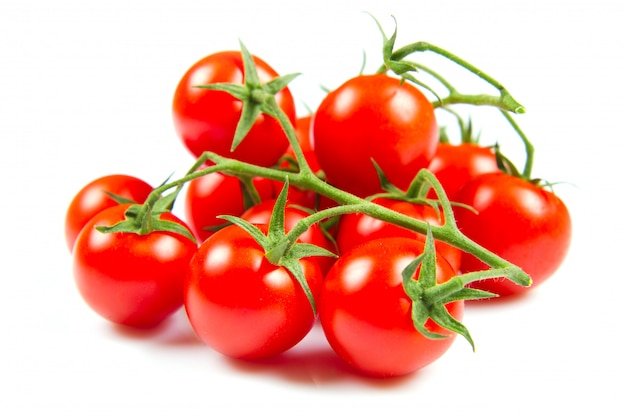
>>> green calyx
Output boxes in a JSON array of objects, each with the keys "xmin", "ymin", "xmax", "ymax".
[
  {"xmin": 218, "ymin": 179, "xmax": 337, "ymax": 315},
  {"xmin": 95, "ymin": 190, "xmax": 196, "ymax": 243},
  {"xmin": 402, "ymin": 226, "xmax": 530, "ymax": 351},
  {"xmin": 193, "ymin": 39, "xmax": 300, "ymax": 154}
]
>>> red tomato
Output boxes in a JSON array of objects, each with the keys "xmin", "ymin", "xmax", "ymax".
[
  {"xmin": 336, "ymin": 198, "xmax": 461, "ymax": 272},
  {"xmin": 184, "ymin": 224, "xmax": 322, "ymax": 359},
  {"xmin": 72, "ymin": 204, "xmax": 197, "ymax": 328},
  {"xmin": 319, "ymin": 237, "xmax": 462, "ymax": 377},
  {"xmin": 184, "ymin": 172, "xmax": 275, "ymax": 242},
  {"xmin": 427, "ymin": 143, "xmax": 499, "ymax": 199},
  {"xmin": 454, "ymin": 172, "xmax": 572, "ymax": 297},
  {"xmin": 312, "ymin": 74, "xmax": 439, "ymax": 197},
  {"xmin": 65, "ymin": 174, "xmax": 154, "ymax": 252},
  {"xmin": 172, "ymin": 51, "xmax": 296, "ymax": 167},
  {"xmin": 241, "ymin": 199, "xmax": 337, "ymax": 274}
]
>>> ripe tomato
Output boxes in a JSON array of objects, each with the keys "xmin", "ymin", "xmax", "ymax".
[
  {"xmin": 65, "ymin": 174, "xmax": 154, "ymax": 252},
  {"xmin": 312, "ymin": 74, "xmax": 438, "ymax": 197},
  {"xmin": 172, "ymin": 51, "xmax": 296, "ymax": 167},
  {"xmin": 184, "ymin": 224, "xmax": 322, "ymax": 359},
  {"xmin": 453, "ymin": 172, "xmax": 572, "ymax": 297},
  {"xmin": 319, "ymin": 237, "xmax": 462, "ymax": 377},
  {"xmin": 72, "ymin": 204, "xmax": 197, "ymax": 328},
  {"xmin": 184, "ymin": 172, "xmax": 275, "ymax": 242},
  {"xmin": 241, "ymin": 199, "xmax": 336, "ymax": 274},
  {"xmin": 427, "ymin": 143, "xmax": 499, "ymax": 199},
  {"xmin": 336, "ymin": 198, "xmax": 461, "ymax": 272}
]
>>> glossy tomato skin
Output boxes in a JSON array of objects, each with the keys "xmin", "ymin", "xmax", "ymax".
[
  {"xmin": 427, "ymin": 143, "xmax": 499, "ymax": 199},
  {"xmin": 184, "ymin": 224, "xmax": 322, "ymax": 360},
  {"xmin": 336, "ymin": 198, "xmax": 462, "ymax": 272},
  {"xmin": 172, "ymin": 51, "xmax": 295, "ymax": 167},
  {"xmin": 72, "ymin": 204, "xmax": 197, "ymax": 328},
  {"xmin": 312, "ymin": 74, "xmax": 439, "ymax": 197},
  {"xmin": 319, "ymin": 238, "xmax": 462, "ymax": 377},
  {"xmin": 454, "ymin": 172, "xmax": 572, "ymax": 296},
  {"xmin": 184, "ymin": 172, "xmax": 275, "ymax": 242},
  {"xmin": 241, "ymin": 199, "xmax": 337, "ymax": 274},
  {"xmin": 65, "ymin": 174, "xmax": 153, "ymax": 252}
]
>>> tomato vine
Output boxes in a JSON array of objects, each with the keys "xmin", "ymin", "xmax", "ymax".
[{"xmin": 68, "ymin": 14, "xmax": 572, "ymax": 366}]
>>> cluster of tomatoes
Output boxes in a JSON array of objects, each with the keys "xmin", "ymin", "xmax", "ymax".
[{"xmin": 65, "ymin": 45, "xmax": 572, "ymax": 378}]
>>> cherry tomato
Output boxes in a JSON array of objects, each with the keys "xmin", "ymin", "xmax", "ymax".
[
  {"xmin": 184, "ymin": 172, "xmax": 275, "ymax": 242},
  {"xmin": 172, "ymin": 51, "xmax": 296, "ymax": 167},
  {"xmin": 184, "ymin": 224, "xmax": 322, "ymax": 359},
  {"xmin": 312, "ymin": 74, "xmax": 438, "ymax": 197},
  {"xmin": 65, "ymin": 174, "xmax": 154, "ymax": 252},
  {"xmin": 427, "ymin": 143, "xmax": 499, "ymax": 199},
  {"xmin": 241, "ymin": 199, "xmax": 336, "ymax": 274},
  {"xmin": 319, "ymin": 237, "xmax": 462, "ymax": 377},
  {"xmin": 72, "ymin": 204, "xmax": 197, "ymax": 328},
  {"xmin": 453, "ymin": 172, "xmax": 572, "ymax": 297},
  {"xmin": 336, "ymin": 198, "xmax": 461, "ymax": 272}
]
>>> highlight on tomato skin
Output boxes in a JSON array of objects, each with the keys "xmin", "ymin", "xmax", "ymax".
[
  {"xmin": 319, "ymin": 237, "xmax": 462, "ymax": 378},
  {"xmin": 453, "ymin": 172, "xmax": 573, "ymax": 297}
]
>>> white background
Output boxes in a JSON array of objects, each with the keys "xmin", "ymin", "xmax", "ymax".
[{"xmin": 2, "ymin": 0, "xmax": 624, "ymax": 416}]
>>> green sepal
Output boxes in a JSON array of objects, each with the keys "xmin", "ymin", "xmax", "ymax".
[
  {"xmin": 149, "ymin": 218, "xmax": 197, "ymax": 242},
  {"xmin": 370, "ymin": 158, "xmax": 405, "ymax": 197},
  {"xmin": 429, "ymin": 303, "xmax": 475, "ymax": 351},
  {"xmin": 216, "ymin": 214, "xmax": 270, "ymax": 251},
  {"xmin": 439, "ymin": 287, "xmax": 497, "ymax": 304},
  {"xmin": 288, "ymin": 243, "xmax": 338, "ymax": 260},
  {"xmin": 264, "ymin": 73, "xmax": 301, "ymax": 96},
  {"xmin": 232, "ymin": 99, "xmax": 264, "ymax": 152},
  {"xmin": 95, "ymin": 204, "xmax": 196, "ymax": 243},
  {"xmin": 279, "ymin": 256, "xmax": 317, "ymax": 316},
  {"xmin": 410, "ymin": 301, "xmax": 449, "ymax": 341},
  {"xmin": 103, "ymin": 191, "xmax": 137, "ymax": 205}
]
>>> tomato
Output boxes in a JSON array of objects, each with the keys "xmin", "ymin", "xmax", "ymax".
[
  {"xmin": 172, "ymin": 51, "xmax": 296, "ymax": 167},
  {"xmin": 336, "ymin": 198, "xmax": 462, "ymax": 272},
  {"xmin": 65, "ymin": 174, "xmax": 154, "ymax": 252},
  {"xmin": 427, "ymin": 143, "xmax": 499, "ymax": 199},
  {"xmin": 453, "ymin": 172, "xmax": 572, "ymax": 297},
  {"xmin": 184, "ymin": 172, "xmax": 275, "ymax": 242},
  {"xmin": 312, "ymin": 74, "xmax": 439, "ymax": 197},
  {"xmin": 184, "ymin": 224, "xmax": 322, "ymax": 359},
  {"xmin": 241, "ymin": 199, "xmax": 336, "ymax": 274},
  {"xmin": 72, "ymin": 204, "xmax": 197, "ymax": 328},
  {"xmin": 319, "ymin": 237, "xmax": 462, "ymax": 377}
]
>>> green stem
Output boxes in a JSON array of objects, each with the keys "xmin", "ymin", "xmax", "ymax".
[
  {"xmin": 500, "ymin": 110, "xmax": 535, "ymax": 179},
  {"xmin": 377, "ymin": 41, "xmax": 525, "ymax": 114},
  {"xmin": 192, "ymin": 152, "xmax": 529, "ymax": 287},
  {"xmin": 267, "ymin": 99, "xmax": 315, "ymax": 177}
]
